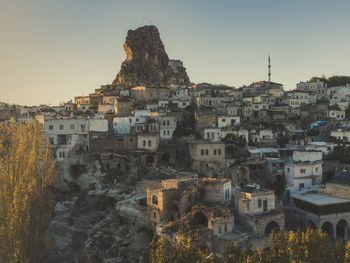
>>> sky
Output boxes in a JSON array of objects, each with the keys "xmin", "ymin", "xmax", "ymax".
[{"xmin": 0, "ymin": 0, "xmax": 349, "ymax": 106}]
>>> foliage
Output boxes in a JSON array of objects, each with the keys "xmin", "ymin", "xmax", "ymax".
[
  {"xmin": 324, "ymin": 146, "xmax": 350, "ymax": 164},
  {"xmin": 309, "ymin": 75, "xmax": 350, "ymax": 87},
  {"xmin": 149, "ymin": 237, "xmax": 209, "ymax": 263},
  {"xmin": 269, "ymin": 174, "xmax": 286, "ymax": 198},
  {"xmin": 0, "ymin": 122, "xmax": 54, "ymax": 263},
  {"xmin": 149, "ymin": 229, "xmax": 350, "ymax": 263}
]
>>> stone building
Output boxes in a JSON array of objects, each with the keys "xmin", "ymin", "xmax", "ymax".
[
  {"xmin": 236, "ymin": 184, "xmax": 284, "ymax": 237},
  {"xmin": 44, "ymin": 118, "xmax": 89, "ymax": 159},
  {"xmin": 146, "ymin": 176, "xmax": 234, "ymax": 237},
  {"xmin": 189, "ymin": 141, "xmax": 225, "ymax": 162},
  {"xmin": 281, "ymin": 149, "xmax": 323, "ymax": 193},
  {"xmin": 291, "ymin": 192, "xmax": 350, "ymax": 241}
]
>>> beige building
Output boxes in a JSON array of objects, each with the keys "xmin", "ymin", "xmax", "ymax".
[
  {"xmin": 189, "ymin": 141, "xmax": 225, "ymax": 162},
  {"xmin": 137, "ymin": 133, "xmax": 160, "ymax": 152},
  {"xmin": 236, "ymin": 184, "xmax": 285, "ymax": 237}
]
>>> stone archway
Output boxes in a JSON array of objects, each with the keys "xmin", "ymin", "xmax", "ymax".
[
  {"xmin": 265, "ymin": 221, "xmax": 280, "ymax": 235},
  {"xmin": 321, "ymin": 221, "xmax": 334, "ymax": 240},
  {"xmin": 193, "ymin": 212, "xmax": 209, "ymax": 228},
  {"xmin": 151, "ymin": 195, "xmax": 158, "ymax": 205},
  {"xmin": 336, "ymin": 219, "xmax": 349, "ymax": 240}
]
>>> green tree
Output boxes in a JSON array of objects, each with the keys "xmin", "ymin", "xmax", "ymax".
[{"xmin": 0, "ymin": 122, "xmax": 54, "ymax": 263}]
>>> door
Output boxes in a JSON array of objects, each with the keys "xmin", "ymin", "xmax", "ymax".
[{"xmin": 263, "ymin": 200, "xmax": 267, "ymax": 212}]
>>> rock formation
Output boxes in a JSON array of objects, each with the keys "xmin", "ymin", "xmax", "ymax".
[{"xmin": 113, "ymin": 25, "xmax": 190, "ymax": 87}]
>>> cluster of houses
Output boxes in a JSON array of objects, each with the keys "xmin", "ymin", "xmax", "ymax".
[{"xmin": 5, "ymin": 77, "xmax": 350, "ymax": 249}]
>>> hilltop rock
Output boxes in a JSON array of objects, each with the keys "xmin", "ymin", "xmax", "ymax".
[{"xmin": 113, "ymin": 25, "xmax": 190, "ymax": 87}]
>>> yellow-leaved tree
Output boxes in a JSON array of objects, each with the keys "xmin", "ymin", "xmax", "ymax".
[{"xmin": 0, "ymin": 122, "xmax": 54, "ymax": 263}]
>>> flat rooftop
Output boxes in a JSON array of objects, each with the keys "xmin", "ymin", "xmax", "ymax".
[{"xmin": 292, "ymin": 193, "xmax": 350, "ymax": 206}]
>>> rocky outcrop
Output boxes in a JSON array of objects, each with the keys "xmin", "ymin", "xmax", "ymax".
[
  {"xmin": 113, "ymin": 25, "xmax": 190, "ymax": 87},
  {"xmin": 46, "ymin": 153, "xmax": 153, "ymax": 263}
]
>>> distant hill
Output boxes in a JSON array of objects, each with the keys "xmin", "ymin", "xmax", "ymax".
[{"xmin": 309, "ymin": 75, "xmax": 350, "ymax": 87}]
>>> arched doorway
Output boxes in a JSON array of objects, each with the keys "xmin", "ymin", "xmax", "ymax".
[
  {"xmin": 193, "ymin": 212, "xmax": 208, "ymax": 228},
  {"xmin": 306, "ymin": 220, "xmax": 316, "ymax": 230},
  {"xmin": 321, "ymin": 221, "xmax": 334, "ymax": 240},
  {"xmin": 336, "ymin": 219, "xmax": 348, "ymax": 240},
  {"xmin": 265, "ymin": 221, "xmax": 280, "ymax": 235}
]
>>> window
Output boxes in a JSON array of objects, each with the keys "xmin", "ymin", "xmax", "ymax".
[
  {"xmin": 70, "ymin": 124, "xmax": 75, "ymax": 130},
  {"xmin": 258, "ymin": 199, "xmax": 262, "ymax": 208},
  {"xmin": 49, "ymin": 125, "xmax": 53, "ymax": 130},
  {"xmin": 205, "ymin": 149, "xmax": 208, "ymax": 155},
  {"xmin": 163, "ymin": 130, "xmax": 166, "ymax": 135},
  {"xmin": 163, "ymin": 121, "xmax": 166, "ymax": 126},
  {"xmin": 316, "ymin": 167, "xmax": 319, "ymax": 172},
  {"xmin": 129, "ymin": 118, "xmax": 132, "ymax": 123},
  {"xmin": 214, "ymin": 149, "xmax": 217, "ymax": 155},
  {"xmin": 225, "ymin": 189, "xmax": 230, "ymax": 200},
  {"xmin": 81, "ymin": 124, "xmax": 86, "ymax": 130},
  {"xmin": 136, "ymin": 118, "xmax": 139, "ymax": 122},
  {"xmin": 48, "ymin": 137, "xmax": 54, "ymax": 144},
  {"xmin": 224, "ymin": 223, "xmax": 227, "ymax": 232},
  {"xmin": 130, "ymin": 138, "xmax": 133, "ymax": 142},
  {"xmin": 218, "ymin": 227, "xmax": 222, "ymax": 234},
  {"xmin": 206, "ymin": 132, "xmax": 210, "ymax": 139},
  {"xmin": 218, "ymin": 149, "xmax": 221, "ymax": 155},
  {"xmin": 148, "ymin": 140, "xmax": 151, "ymax": 147},
  {"xmin": 59, "ymin": 124, "xmax": 64, "ymax": 130},
  {"xmin": 222, "ymin": 118, "xmax": 226, "ymax": 122},
  {"xmin": 153, "ymin": 212, "xmax": 157, "ymax": 219},
  {"xmin": 300, "ymin": 169, "xmax": 306, "ymax": 174},
  {"xmin": 299, "ymin": 183, "xmax": 304, "ymax": 189},
  {"xmin": 167, "ymin": 120, "xmax": 170, "ymax": 126},
  {"xmin": 152, "ymin": 195, "xmax": 158, "ymax": 205},
  {"xmin": 287, "ymin": 167, "xmax": 290, "ymax": 173},
  {"xmin": 143, "ymin": 140, "xmax": 146, "ymax": 146},
  {"xmin": 167, "ymin": 130, "xmax": 169, "ymax": 135}
]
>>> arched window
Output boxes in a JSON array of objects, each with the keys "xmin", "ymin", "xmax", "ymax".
[{"xmin": 152, "ymin": 195, "xmax": 158, "ymax": 205}]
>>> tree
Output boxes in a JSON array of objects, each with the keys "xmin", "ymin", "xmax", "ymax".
[
  {"xmin": 0, "ymin": 122, "xmax": 54, "ymax": 263},
  {"xmin": 269, "ymin": 174, "xmax": 286, "ymax": 198},
  {"xmin": 149, "ymin": 237, "xmax": 209, "ymax": 263}
]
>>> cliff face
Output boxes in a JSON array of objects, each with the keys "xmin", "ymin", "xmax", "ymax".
[{"xmin": 113, "ymin": 25, "xmax": 190, "ymax": 87}]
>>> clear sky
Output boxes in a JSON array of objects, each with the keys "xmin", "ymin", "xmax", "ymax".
[{"xmin": 0, "ymin": 0, "xmax": 349, "ymax": 106}]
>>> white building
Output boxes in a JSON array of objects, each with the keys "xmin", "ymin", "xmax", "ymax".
[
  {"xmin": 89, "ymin": 119, "xmax": 109, "ymax": 132},
  {"xmin": 283, "ymin": 150, "xmax": 323, "ymax": 193},
  {"xmin": 44, "ymin": 118, "xmax": 89, "ymax": 159},
  {"xmin": 331, "ymin": 129, "xmax": 350, "ymax": 142},
  {"xmin": 217, "ymin": 116, "xmax": 241, "ymax": 128},
  {"xmin": 327, "ymin": 110, "xmax": 346, "ymax": 121},
  {"xmin": 113, "ymin": 116, "xmax": 147, "ymax": 134},
  {"xmin": 237, "ymin": 185, "xmax": 276, "ymax": 215},
  {"xmin": 158, "ymin": 115, "xmax": 177, "ymax": 140}
]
